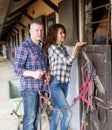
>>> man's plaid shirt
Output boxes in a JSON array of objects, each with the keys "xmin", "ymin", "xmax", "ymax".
[
  {"xmin": 48, "ymin": 44, "xmax": 76, "ymax": 83},
  {"xmin": 14, "ymin": 39, "xmax": 48, "ymax": 92}
]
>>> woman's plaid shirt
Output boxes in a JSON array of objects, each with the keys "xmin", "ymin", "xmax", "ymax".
[{"xmin": 48, "ymin": 44, "xmax": 76, "ymax": 83}]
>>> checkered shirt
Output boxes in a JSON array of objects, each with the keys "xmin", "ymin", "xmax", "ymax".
[
  {"xmin": 14, "ymin": 38, "xmax": 48, "ymax": 92},
  {"xmin": 48, "ymin": 44, "xmax": 76, "ymax": 83}
]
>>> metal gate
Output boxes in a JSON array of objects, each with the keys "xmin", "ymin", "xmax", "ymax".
[{"xmin": 79, "ymin": 0, "xmax": 112, "ymax": 130}]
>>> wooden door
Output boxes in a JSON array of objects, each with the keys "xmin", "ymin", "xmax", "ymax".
[{"xmin": 79, "ymin": 45, "xmax": 112, "ymax": 130}]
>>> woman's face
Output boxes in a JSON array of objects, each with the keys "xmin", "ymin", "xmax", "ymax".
[{"xmin": 56, "ymin": 27, "xmax": 66, "ymax": 45}]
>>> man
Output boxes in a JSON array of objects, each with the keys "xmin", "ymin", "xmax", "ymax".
[{"xmin": 14, "ymin": 19, "xmax": 48, "ymax": 130}]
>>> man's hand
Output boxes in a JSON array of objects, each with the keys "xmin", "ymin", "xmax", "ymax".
[
  {"xmin": 32, "ymin": 70, "xmax": 44, "ymax": 79},
  {"xmin": 45, "ymin": 74, "xmax": 50, "ymax": 83}
]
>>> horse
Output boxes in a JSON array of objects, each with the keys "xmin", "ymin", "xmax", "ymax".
[{"xmin": 93, "ymin": 14, "xmax": 112, "ymax": 45}]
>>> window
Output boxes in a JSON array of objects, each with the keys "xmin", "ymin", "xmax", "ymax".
[{"xmin": 84, "ymin": 0, "xmax": 110, "ymax": 45}]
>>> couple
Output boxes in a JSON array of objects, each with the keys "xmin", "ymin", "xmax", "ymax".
[{"xmin": 14, "ymin": 18, "xmax": 87, "ymax": 130}]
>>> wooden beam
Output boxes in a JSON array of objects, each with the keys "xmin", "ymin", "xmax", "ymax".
[
  {"xmin": 8, "ymin": 0, "xmax": 37, "ymax": 17},
  {"xmin": 14, "ymin": 27, "xmax": 19, "ymax": 32},
  {"xmin": 5, "ymin": 14, "xmax": 22, "ymax": 24},
  {"xmin": 12, "ymin": 30, "xmax": 16, "ymax": 35},
  {"xmin": 4, "ymin": 17, "xmax": 21, "ymax": 27},
  {"xmin": 18, "ymin": 21, "xmax": 25, "ymax": 28},
  {"xmin": 11, "ymin": 32, "xmax": 16, "ymax": 36},
  {"xmin": 21, "ymin": 11, "xmax": 33, "ymax": 20},
  {"xmin": 2, "ymin": 23, "xmax": 17, "ymax": 32},
  {"xmin": 42, "ymin": 0, "xmax": 58, "ymax": 13},
  {"xmin": 4, "ymin": 21, "xmax": 17, "ymax": 28}
]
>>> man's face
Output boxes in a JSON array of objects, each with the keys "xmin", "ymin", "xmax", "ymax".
[{"xmin": 30, "ymin": 23, "xmax": 44, "ymax": 43}]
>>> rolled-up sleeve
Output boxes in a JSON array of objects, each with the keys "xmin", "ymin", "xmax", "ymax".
[{"xmin": 14, "ymin": 44, "xmax": 27, "ymax": 77}]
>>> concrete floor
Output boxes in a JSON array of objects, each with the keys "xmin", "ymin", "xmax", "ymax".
[{"xmin": 0, "ymin": 56, "xmax": 18, "ymax": 130}]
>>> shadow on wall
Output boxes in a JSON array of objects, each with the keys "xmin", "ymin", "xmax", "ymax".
[{"xmin": 66, "ymin": 46, "xmax": 80, "ymax": 130}]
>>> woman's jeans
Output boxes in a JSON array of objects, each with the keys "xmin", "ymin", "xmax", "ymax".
[
  {"xmin": 21, "ymin": 88, "xmax": 40, "ymax": 130},
  {"xmin": 49, "ymin": 76, "xmax": 72, "ymax": 130}
]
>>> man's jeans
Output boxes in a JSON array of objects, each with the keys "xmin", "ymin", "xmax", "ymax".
[
  {"xmin": 21, "ymin": 88, "xmax": 40, "ymax": 130},
  {"xmin": 49, "ymin": 76, "xmax": 72, "ymax": 130}
]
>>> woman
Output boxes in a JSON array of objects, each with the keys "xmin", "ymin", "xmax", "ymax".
[{"xmin": 45, "ymin": 23, "xmax": 87, "ymax": 130}]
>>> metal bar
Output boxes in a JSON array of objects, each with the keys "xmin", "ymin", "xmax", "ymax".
[
  {"xmin": 85, "ymin": 19, "xmax": 108, "ymax": 26},
  {"xmin": 85, "ymin": 4, "xmax": 109, "ymax": 13},
  {"xmin": 106, "ymin": 1, "xmax": 111, "ymax": 45}
]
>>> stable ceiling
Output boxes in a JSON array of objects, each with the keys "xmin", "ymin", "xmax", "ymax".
[{"xmin": 0, "ymin": 0, "xmax": 37, "ymax": 41}]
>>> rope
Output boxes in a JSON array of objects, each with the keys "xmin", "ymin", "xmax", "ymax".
[
  {"xmin": 38, "ymin": 61, "xmax": 96, "ymax": 130},
  {"xmin": 39, "ymin": 61, "xmax": 93, "ymax": 111}
]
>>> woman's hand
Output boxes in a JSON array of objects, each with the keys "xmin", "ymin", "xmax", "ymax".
[
  {"xmin": 72, "ymin": 42, "xmax": 87, "ymax": 57},
  {"xmin": 75, "ymin": 42, "xmax": 87, "ymax": 47}
]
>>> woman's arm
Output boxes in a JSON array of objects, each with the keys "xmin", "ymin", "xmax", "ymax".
[
  {"xmin": 72, "ymin": 42, "xmax": 87, "ymax": 57},
  {"xmin": 49, "ymin": 45, "xmax": 75, "ymax": 65}
]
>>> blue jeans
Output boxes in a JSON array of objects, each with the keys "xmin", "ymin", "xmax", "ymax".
[
  {"xmin": 49, "ymin": 76, "xmax": 72, "ymax": 130},
  {"xmin": 21, "ymin": 88, "xmax": 40, "ymax": 130}
]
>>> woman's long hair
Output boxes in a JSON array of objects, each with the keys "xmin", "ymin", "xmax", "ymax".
[{"xmin": 44, "ymin": 23, "xmax": 66, "ymax": 55}]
